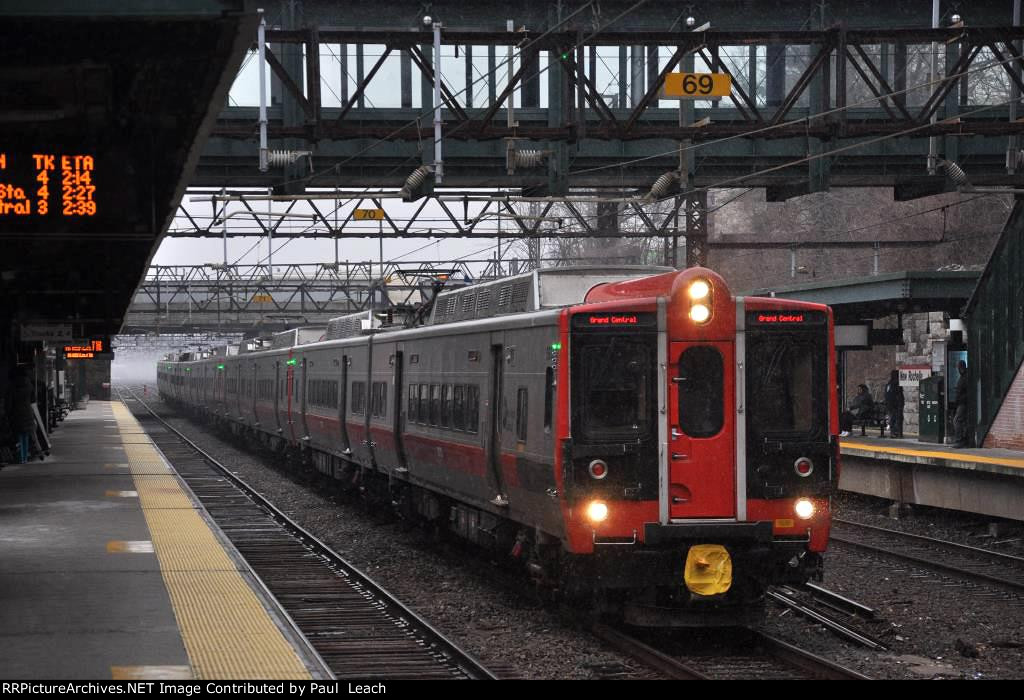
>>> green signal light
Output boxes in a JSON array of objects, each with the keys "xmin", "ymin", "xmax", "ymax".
[
  {"xmin": 217, "ymin": 364, "xmax": 225, "ymax": 370},
  {"xmin": 550, "ymin": 342, "xmax": 562, "ymax": 350},
  {"xmin": 560, "ymin": 52, "xmax": 570, "ymax": 60},
  {"xmin": 286, "ymin": 358, "xmax": 297, "ymax": 366}
]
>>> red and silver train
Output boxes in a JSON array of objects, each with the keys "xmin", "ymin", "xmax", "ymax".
[{"xmin": 158, "ymin": 266, "xmax": 838, "ymax": 625}]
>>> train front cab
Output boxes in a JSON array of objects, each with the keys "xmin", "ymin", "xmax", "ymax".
[{"xmin": 562, "ymin": 268, "xmax": 835, "ymax": 626}]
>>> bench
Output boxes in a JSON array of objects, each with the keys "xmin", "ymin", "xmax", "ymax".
[{"xmin": 852, "ymin": 401, "xmax": 888, "ymax": 437}]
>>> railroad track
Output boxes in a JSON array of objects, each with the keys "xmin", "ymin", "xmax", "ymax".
[
  {"xmin": 118, "ymin": 387, "xmax": 498, "ymax": 680},
  {"xmin": 767, "ymin": 586, "xmax": 887, "ymax": 651},
  {"xmin": 832, "ymin": 518, "xmax": 1024, "ymax": 594},
  {"xmin": 592, "ymin": 624, "xmax": 869, "ymax": 680}
]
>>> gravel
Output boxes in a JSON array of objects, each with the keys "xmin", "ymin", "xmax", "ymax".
[
  {"xmin": 762, "ymin": 492, "xmax": 1024, "ymax": 679},
  {"xmin": 142, "ymin": 396, "xmax": 1024, "ymax": 680},
  {"xmin": 147, "ymin": 397, "xmax": 655, "ymax": 680}
]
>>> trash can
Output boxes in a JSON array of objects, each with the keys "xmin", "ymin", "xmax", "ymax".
[{"xmin": 918, "ymin": 374, "xmax": 944, "ymax": 444}]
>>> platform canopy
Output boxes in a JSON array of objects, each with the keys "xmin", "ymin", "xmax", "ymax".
[
  {"xmin": 0, "ymin": 1, "xmax": 258, "ymax": 342},
  {"xmin": 748, "ymin": 271, "xmax": 981, "ymax": 324}
]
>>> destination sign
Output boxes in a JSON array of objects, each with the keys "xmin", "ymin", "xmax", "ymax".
[
  {"xmin": 748, "ymin": 310, "xmax": 827, "ymax": 326},
  {"xmin": 0, "ymin": 151, "xmax": 98, "ymax": 219},
  {"xmin": 572, "ymin": 312, "xmax": 657, "ymax": 330}
]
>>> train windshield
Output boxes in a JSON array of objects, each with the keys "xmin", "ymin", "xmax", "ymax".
[
  {"xmin": 572, "ymin": 334, "xmax": 656, "ymax": 442},
  {"xmin": 745, "ymin": 312, "xmax": 828, "ymax": 437}
]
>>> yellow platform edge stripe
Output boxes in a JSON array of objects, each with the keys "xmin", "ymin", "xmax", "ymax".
[
  {"xmin": 841, "ymin": 440, "xmax": 1024, "ymax": 470},
  {"xmin": 110, "ymin": 403, "xmax": 311, "ymax": 680}
]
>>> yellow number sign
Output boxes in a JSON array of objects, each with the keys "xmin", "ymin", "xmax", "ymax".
[
  {"xmin": 354, "ymin": 208, "xmax": 386, "ymax": 221},
  {"xmin": 663, "ymin": 73, "xmax": 731, "ymax": 98}
]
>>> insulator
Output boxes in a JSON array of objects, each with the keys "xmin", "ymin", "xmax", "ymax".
[
  {"xmin": 266, "ymin": 149, "xmax": 310, "ymax": 167},
  {"xmin": 943, "ymin": 160, "xmax": 969, "ymax": 186},
  {"xmin": 647, "ymin": 171, "xmax": 680, "ymax": 200},
  {"xmin": 400, "ymin": 165, "xmax": 432, "ymax": 200},
  {"xmin": 512, "ymin": 149, "xmax": 547, "ymax": 169}
]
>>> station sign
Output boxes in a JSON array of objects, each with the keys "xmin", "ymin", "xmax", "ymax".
[
  {"xmin": 63, "ymin": 339, "xmax": 105, "ymax": 359},
  {"xmin": 20, "ymin": 323, "xmax": 75, "ymax": 342},
  {"xmin": 0, "ymin": 151, "xmax": 98, "ymax": 219},
  {"xmin": 663, "ymin": 72, "xmax": 732, "ymax": 99},
  {"xmin": 354, "ymin": 208, "xmax": 386, "ymax": 221},
  {"xmin": 899, "ymin": 364, "xmax": 932, "ymax": 387}
]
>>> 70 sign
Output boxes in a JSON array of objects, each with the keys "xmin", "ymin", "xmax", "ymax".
[{"xmin": 663, "ymin": 72, "xmax": 732, "ymax": 98}]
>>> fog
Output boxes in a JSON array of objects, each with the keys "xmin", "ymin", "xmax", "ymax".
[{"xmin": 112, "ymin": 352, "xmax": 161, "ymax": 387}]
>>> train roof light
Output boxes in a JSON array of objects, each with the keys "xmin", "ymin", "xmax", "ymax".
[
  {"xmin": 687, "ymin": 279, "xmax": 711, "ymax": 300},
  {"xmin": 689, "ymin": 303, "xmax": 711, "ymax": 323}
]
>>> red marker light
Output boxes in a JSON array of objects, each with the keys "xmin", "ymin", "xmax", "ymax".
[{"xmin": 794, "ymin": 457, "xmax": 814, "ymax": 477}]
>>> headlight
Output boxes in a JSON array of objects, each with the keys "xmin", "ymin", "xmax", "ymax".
[
  {"xmin": 688, "ymin": 279, "xmax": 711, "ymax": 300},
  {"xmin": 689, "ymin": 303, "xmax": 711, "ymax": 323},
  {"xmin": 795, "ymin": 498, "xmax": 815, "ymax": 520},
  {"xmin": 586, "ymin": 501, "xmax": 609, "ymax": 523}
]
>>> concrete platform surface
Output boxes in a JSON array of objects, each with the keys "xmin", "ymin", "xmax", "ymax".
[
  {"xmin": 839, "ymin": 436, "xmax": 1024, "ymax": 521},
  {"xmin": 0, "ymin": 401, "xmax": 322, "ymax": 680}
]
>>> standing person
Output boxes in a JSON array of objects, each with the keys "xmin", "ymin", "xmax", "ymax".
[
  {"xmin": 884, "ymin": 370, "xmax": 905, "ymax": 438},
  {"xmin": 13, "ymin": 368, "xmax": 42, "ymax": 462},
  {"xmin": 953, "ymin": 360, "xmax": 970, "ymax": 448}
]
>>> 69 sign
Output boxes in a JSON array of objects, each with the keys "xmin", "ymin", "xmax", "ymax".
[{"xmin": 663, "ymin": 72, "xmax": 732, "ymax": 99}]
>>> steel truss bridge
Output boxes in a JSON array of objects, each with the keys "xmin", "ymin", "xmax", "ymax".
[
  {"xmin": 175, "ymin": 0, "xmax": 1024, "ymax": 268},
  {"xmin": 122, "ymin": 256, "xmax": 638, "ymax": 334}
]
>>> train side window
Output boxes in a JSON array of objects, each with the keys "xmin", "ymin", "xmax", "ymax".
[
  {"xmin": 516, "ymin": 388, "xmax": 528, "ymax": 442},
  {"xmin": 466, "ymin": 384, "xmax": 479, "ymax": 433},
  {"xmin": 429, "ymin": 384, "xmax": 441, "ymax": 426},
  {"xmin": 441, "ymin": 385, "xmax": 452, "ymax": 428},
  {"xmin": 677, "ymin": 346, "xmax": 724, "ymax": 438},
  {"xmin": 408, "ymin": 383, "xmax": 418, "ymax": 422},
  {"xmin": 453, "ymin": 385, "xmax": 465, "ymax": 430},
  {"xmin": 352, "ymin": 381, "xmax": 366, "ymax": 415},
  {"xmin": 543, "ymin": 367, "xmax": 554, "ymax": 433},
  {"xmin": 418, "ymin": 384, "xmax": 428, "ymax": 424},
  {"xmin": 371, "ymin": 381, "xmax": 387, "ymax": 417}
]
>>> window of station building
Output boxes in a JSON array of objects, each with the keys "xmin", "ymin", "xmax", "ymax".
[
  {"xmin": 371, "ymin": 381, "xmax": 387, "ymax": 418},
  {"xmin": 516, "ymin": 387, "xmax": 529, "ymax": 442},
  {"xmin": 351, "ymin": 381, "xmax": 366, "ymax": 415},
  {"xmin": 441, "ymin": 385, "xmax": 452, "ymax": 428},
  {"xmin": 677, "ymin": 346, "xmax": 724, "ymax": 438}
]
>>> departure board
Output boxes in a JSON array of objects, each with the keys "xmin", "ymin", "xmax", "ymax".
[{"xmin": 0, "ymin": 151, "xmax": 97, "ymax": 219}]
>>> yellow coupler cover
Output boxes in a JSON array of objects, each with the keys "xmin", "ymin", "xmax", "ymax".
[{"xmin": 684, "ymin": 544, "xmax": 733, "ymax": 596}]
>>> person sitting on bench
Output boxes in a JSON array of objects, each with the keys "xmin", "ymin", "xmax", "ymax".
[{"xmin": 839, "ymin": 384, "xmax": 873, "ymax": 437}]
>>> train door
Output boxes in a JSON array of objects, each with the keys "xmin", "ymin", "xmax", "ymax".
[
  {"xmin": 286, "ymin": 356, "xmax": 298, "ymax": 442},
  {"xmin": 273, "ymin": 361, "xmax": 283, "ymax": 434},
  {"xmin": 339, "ymin": 354, "xmax": 350, "ymax": 454},
  {"xmin": 300, "ymin": 357, "xmax": 310, "ymax": 439},
  {"xmin": 346, "ymin": 343, "xmax": 374, "ymax": 467},
  {"xmin": 392, "ymin": 349, "xmax": 408, "ymax": 471},
  {"xmin": 667, "ymin": 341, "xmax": 736, "ymax": 519},
  {"xmin": 486, "ymin": 342, "xmax": 509, "ymax": 504}
]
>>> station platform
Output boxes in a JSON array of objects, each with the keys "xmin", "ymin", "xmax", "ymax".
[
  {"xmin": 0, "ymin": 401, "xmax": 326, "ymax": 680},
  {"xmin": 839, "ymin": 436, "xmax": 1024, "ymax": 522}
]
